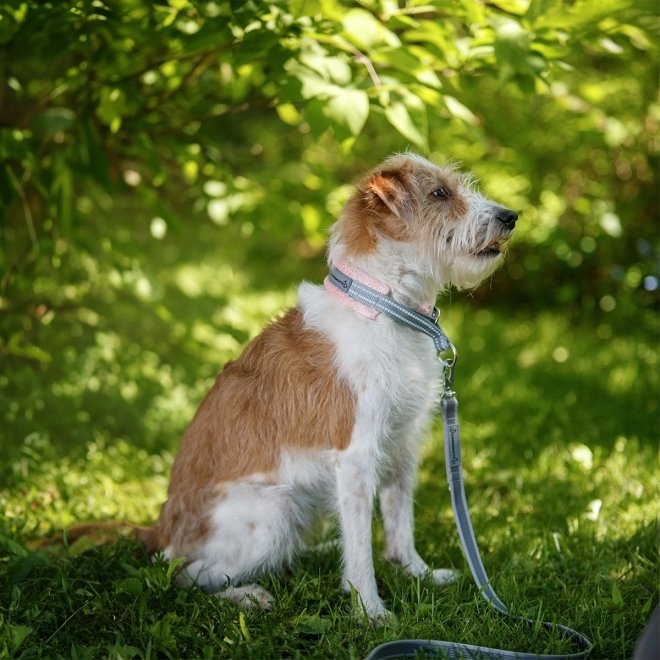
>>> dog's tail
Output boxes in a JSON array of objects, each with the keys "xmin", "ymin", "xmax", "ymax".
[{"xmin": 29, "ymin": 521, "xmax": 159, "ymax": 553}]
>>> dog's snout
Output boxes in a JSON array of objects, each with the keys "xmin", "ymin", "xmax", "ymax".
[{"xmin": 496, "ymin": 208, "xmax": 518, "ymax": 228}]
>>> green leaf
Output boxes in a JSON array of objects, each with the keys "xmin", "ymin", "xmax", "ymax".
[
  {"xmin": 525, "ymin": 0, "xmax": 564, "ymax": 26},
  {"xmin": 238, "ymin": 611, "xmax": 251, "ymax": 641},
  {"xmin": 65, "ymin": 537, "xmax": 98, "ymax": 557},
  {"xmin": 531, "ymin": 0, "xmax": 633, "ymax": 31},
  {"xmin": 114, "ymin": 577, "xmax": 143, "ymax": 596},
  {"xmin": 95, "ymin": 87, "xmax": 128, "ymax": 133},
  {"xmin": 611, "ymin": 581, "xmax": 624, "ymax": 608},
  {"xmin": 6, "ymin": 334, "xmax": 52, "ymax": 363},
  {"xmin": 379, "ymin": 47, "xmax": 442, "ymax": 89},
  {"xmin": 489, "ymin": 0, "xmax": 528, "ymax": 15},
  {"xmin": 9, "ymin": 624, "xmax": 33, "ymax": 653},
  {"xmin": 148, "ymin": 613, "xmax": 179, "ymax": 650},
  {"xmin": 233, "ymin": 29, "xmax": 279, "ymax": 68},
  {"xmin": 293, "ymin": 614, "xmax": 333, "ymax": 635},
  {"xmin": 276, "ymin": 102, "xmax": 302, "ymax": 126},
  {"xmin": 300, "ymin": 49, "xmax": 352, "ymax": 86},
  {"xmin": 302, "ymin": 98, "xmax": 331, "ymax": 139},
  {"xmin": 384, "ymin": 99, "xmax": 428, "ymax": 149},
  {"xmin": 443, "ymin": 95, "xmax": 479, "ymax": 126},
  {"xmin": 342, "ymin": 8, "xmax": 400, "ymax": 50},
  {"xmin": 285, "ymin": 61, "xmax": 340, "ymax": 100},
  {"xmin": 324, "ymin": 89, "xmax": 370, "ymax": 137},
  {"xmin": 0, "ymin": 532, "xmax": 28, "ymax": 558}
]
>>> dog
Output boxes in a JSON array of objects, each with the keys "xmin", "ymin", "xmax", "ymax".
[{"xmin": 137, "ymin": 153, "xmax": 518, "ymax": 622}]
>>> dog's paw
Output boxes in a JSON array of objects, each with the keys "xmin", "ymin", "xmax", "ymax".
[
  {"xmin": 353, "ymin": 602, "xmax": 398, "ymax": 627},
  {"xmin": 429, "ymin": 568, "xmax": 460, "ymax": 586},
  {"xmin": 369, "ymin": 607, "xmax": 398, "ymax": 627},
  {"xmin": 215, "ymin": 584, "xmax": 274, "ymax": 610}
]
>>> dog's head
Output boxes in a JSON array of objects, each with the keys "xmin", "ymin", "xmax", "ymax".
[{"xmin": 330, "ymin": 153, "xmax": 518, "ymax": 291}]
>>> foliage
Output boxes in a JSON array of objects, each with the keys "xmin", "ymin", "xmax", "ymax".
[{"xmin": 1, "ymin": 0, "xmax": 658, "ymax": 349}]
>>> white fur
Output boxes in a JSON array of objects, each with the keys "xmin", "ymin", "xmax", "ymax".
[{"xmin": 300, "ymin": 251, "xmax": 447, "ymax": 620}]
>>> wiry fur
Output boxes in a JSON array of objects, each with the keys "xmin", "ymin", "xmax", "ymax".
[{"xmin": 143, "ymin": 153, "xmax": 517, "ymax": 620}]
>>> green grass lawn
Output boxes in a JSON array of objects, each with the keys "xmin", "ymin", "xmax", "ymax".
[{"xmin": 1, "ymin": 242, "xmax": 657, "ymax": 658}]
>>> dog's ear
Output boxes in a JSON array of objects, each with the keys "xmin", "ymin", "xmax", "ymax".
[
  {"xmin": 336, "ymin": 161, "xmax": 415, "ymax": 255},
  {"xmin": 366, "ymin": 168, "xmax": 411, "ymax": 219}
]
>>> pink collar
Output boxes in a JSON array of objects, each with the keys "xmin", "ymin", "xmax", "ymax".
[{"xmin": 324, "ymin": 260, "xmax": 434, "ymax": 319}]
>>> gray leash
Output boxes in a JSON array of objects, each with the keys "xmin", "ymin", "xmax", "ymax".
[{"xmin": 326, "ymin": 266, "xmax": 593, "ymax": 660}]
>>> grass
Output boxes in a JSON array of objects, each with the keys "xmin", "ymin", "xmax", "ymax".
[{"xmin": 1, "ymin": 225, "xmax": 657, "ymax": 658}]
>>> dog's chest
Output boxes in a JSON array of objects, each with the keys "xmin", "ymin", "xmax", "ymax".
[
  {"xmin": 372, "ymin": 331, "xmax": 441, "ymax": 425},
  {"xmin": 299, "ymin": 284, "xmax": 442, "ymax": 442},
  {"xmin": 336, "ymin": 317, "xmax": 442, "ymax": 431}
]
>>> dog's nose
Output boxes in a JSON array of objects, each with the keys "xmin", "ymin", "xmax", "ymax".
[{"xmin": 496, "ymin": 208, "xmax": 518, "ymax": 228}]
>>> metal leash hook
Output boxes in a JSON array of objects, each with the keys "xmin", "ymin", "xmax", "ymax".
[{"xmin": 438, "ymin": 342, "xmax": 457, "ymax": 398}]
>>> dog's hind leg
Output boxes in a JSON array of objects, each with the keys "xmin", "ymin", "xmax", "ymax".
[
  {"xmin": 170, "ymin": 480, "xmax": 304, "ymax": 609},
  {"xmin": 215, "ymin": 584, "xmax": 274, "ymax": 610},
  {"xmin": 176, "ymin": 560, "xmax": 275, "ymax": 610}
]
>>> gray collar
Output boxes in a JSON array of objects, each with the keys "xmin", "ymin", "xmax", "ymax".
[{"xmin": 327, "ymin": 264, "xmax": 453, "ymax": 354}]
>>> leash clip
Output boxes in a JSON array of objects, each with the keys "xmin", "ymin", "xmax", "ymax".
[{"xmin": 438, "ymin": 343, "xmax": 457, "ymax": 397}]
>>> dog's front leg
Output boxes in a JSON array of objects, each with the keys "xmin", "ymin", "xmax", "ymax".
[
  {"xmin": 380, "ymin": 447, "xmax": 458, "ymax": 586},
  {"xmin": 335, "ymin": 446, "xmax": 391, "ymax": 623}
]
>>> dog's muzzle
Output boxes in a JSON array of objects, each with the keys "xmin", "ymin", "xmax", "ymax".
[
  {"xmin": 476, "ymin": 208, "xmax": 518, "ymax": 258},
  {"xmin": 496, "ymin": 207, "xmax": 518, "ymax": 229}
]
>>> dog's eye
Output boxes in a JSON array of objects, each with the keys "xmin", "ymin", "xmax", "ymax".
[{"xmin": 432, "ymin": 186, "xmax": 451, "ymax": 199}]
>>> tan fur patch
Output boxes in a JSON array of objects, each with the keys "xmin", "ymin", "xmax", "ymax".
[
  {"xmin": 336, "ymin": 156, "xmax": 475, "ymax": 257},
  {"xmin": 334, "ymin": 192, "xmax": 379, "ymax": 255},
  {"xmin": 151, "ymin": 308, "xmax": 356, "ymax": 554},
  {"xmin": 336, "ymin": 165, "xmax": 416, "ymax": 256}
]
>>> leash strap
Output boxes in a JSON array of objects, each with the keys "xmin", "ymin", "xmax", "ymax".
[
  {"xmin": 364, "ymin": 391, "xmax": 594, "ymax": 658},
  {"xmin": 325, "ymin": 266, "xmax": 593, "ymax": 659},
  {"xmin": 428, "ymin": 390, "xmax": 594, "ymax": 659}
]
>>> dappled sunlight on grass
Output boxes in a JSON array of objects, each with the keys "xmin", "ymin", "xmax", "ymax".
[
  {"xmin": 2, "ymin": 435, "xmax": 170, "ymax": 535},
  {"xmin": 415, "ymin": 418, "xmax": 656, "ymax": 651},
  {"xmin": 436, "ymin": 306, "xmax": 658, "ymax": 457},
  {"xmin": 418, "ymin": 305, "xmax": 656, "ymax": 525},
  {"xmin": 0, "ymin": 239, "xmax": 301, "ymax": 540},
  {"xmin": 0, "ymin": 231, "xmax": 300, "ymax": 473}
]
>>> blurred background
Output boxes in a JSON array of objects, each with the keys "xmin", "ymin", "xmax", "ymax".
[
  {"xmin": 0, "ymin": 4, "xmax": 657, "ymax": 656},
  {"xmin": 0, "ymin": 0, "xmax": 657, "ymax": 503}
]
